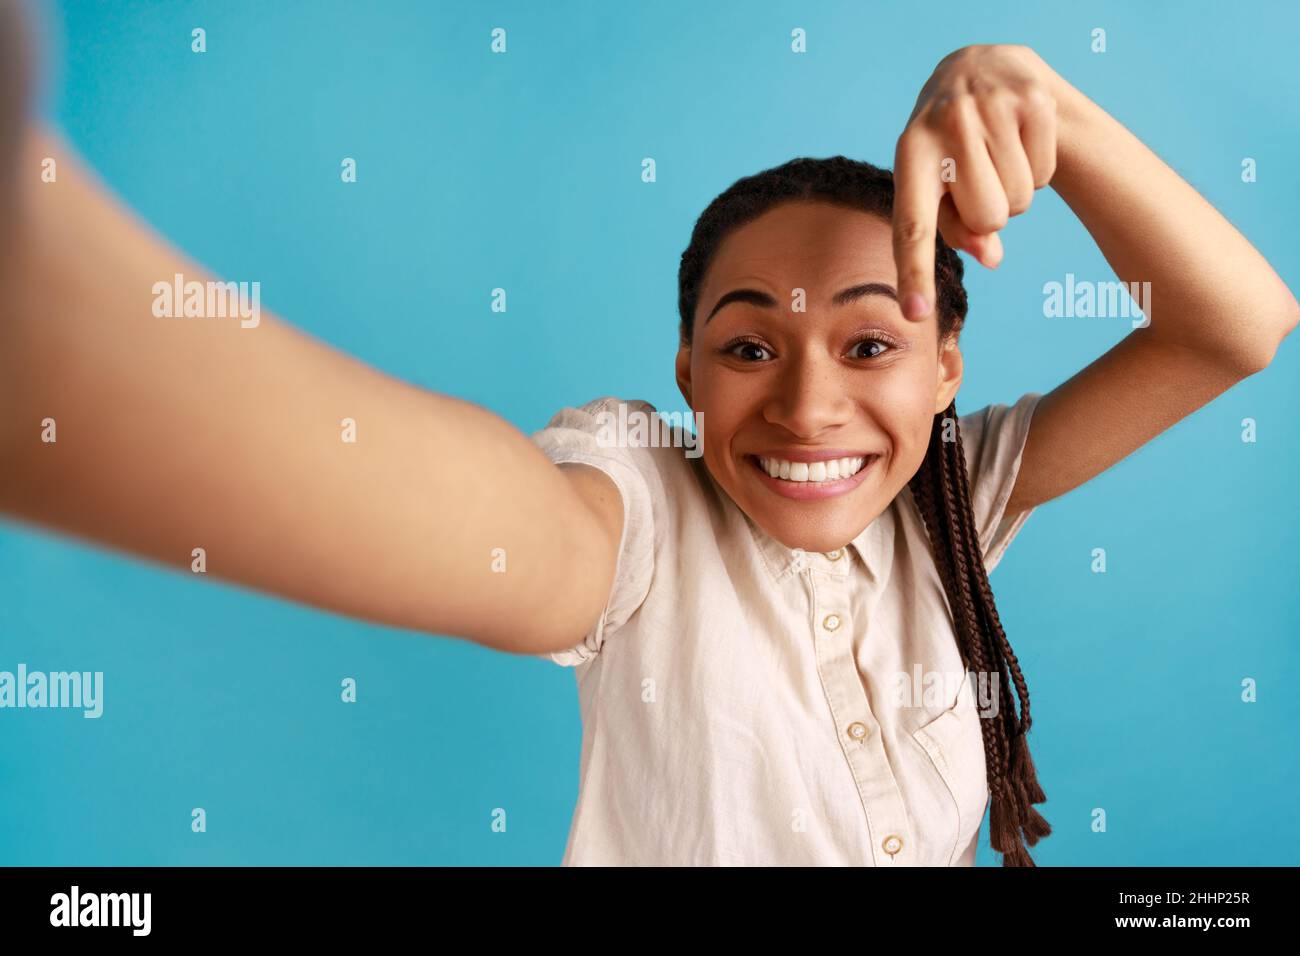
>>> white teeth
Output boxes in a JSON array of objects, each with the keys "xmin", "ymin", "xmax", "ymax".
[{"xmin": 756, "ymin": 455, "xmax": 869, "ymax": 483}]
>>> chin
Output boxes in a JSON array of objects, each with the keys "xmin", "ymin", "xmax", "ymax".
[{"xmin": 747, "ymin": 507, "xmax": 878, "ymax": 554}]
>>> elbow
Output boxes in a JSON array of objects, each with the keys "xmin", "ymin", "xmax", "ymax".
[{"xmin": 1236, "ymin": 294, "xmax": 1299, "ymax": 377}]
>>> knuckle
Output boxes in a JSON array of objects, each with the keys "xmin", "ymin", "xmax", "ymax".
[
  {"xmin": 894, "ymin": 126, "xmax": 925, "ymax": 160},
  {"xmin": 931, "ymin": 92, "xmax": 976, "ymax": 133},
  {"xmin": 1007, "ymin": 190, "xmax": 1034, "ymax": 216},
  {"xmin": 999, "ymin": 43, "xmax": 1039, "ymax": 66},
  {"xmin": 900, "ymin": 267, "xmax": 931, "ymax": 294},
  {"xmin": 978, "ymin": 87, "xmax": 1019, "ymax": 123},
  {"xmin": 969, "ymin": 204, "xmax": 1009, "ymax": 234},
  {"xmin": 1021, "ymin": 83, "xmax": 1057, "ymax": 117},
  {"xmin": 972, "ymin": 218, "xmax": 1007, "ymax": 237},
  {"xmin": 1032, "ymin": 158, "xmax": 1057, "ymax": 189},
  {"xmin": 940, "ymin": 45, "xmax": 974, "ymax": 66},
  {"xmin": 893, "ymin": 218, "xmax": 931, "ymax": 246},
  {"xmin": 989, "ymin": 85, "xmax": 1019, "ymax": 109}
]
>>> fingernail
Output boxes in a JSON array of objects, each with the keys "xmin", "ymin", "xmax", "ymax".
[{"xmin": 902, "ymin": 292, "xmax": 929, "ymax": 319}]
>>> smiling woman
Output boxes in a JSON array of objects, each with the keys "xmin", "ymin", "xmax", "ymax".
[
  {"xmin": 527, "ymin": 155, "xmax": 1053, "ymax": 865},
  {"xmin": 527, "ymin": 32, "xmax": 1297, "ymax": 863}
]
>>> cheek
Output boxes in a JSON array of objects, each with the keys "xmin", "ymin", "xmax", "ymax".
[
  {"xmin": 698, "ymin": 405, "xmax": 744, "ymax": 479},
  {"xmin": 889, "ymin": 406, "xmax": 942, "ymax": 485},
  {"xmin": 688, "ymin": 362, "xmax": 756, "ymax": 450},
  {"xmin": 862, "ymin": 367, "xmax": 941, "ymax": 473}
]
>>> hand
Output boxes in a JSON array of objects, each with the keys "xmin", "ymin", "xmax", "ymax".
[{"xmin": 892, "ymin": 44, "xmax": 1062, "ymax": 320}]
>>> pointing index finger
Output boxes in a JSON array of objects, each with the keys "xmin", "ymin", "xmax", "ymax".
[{"xmin": 892, "ymin": 133, "xmax": 944, "ymax": 321}]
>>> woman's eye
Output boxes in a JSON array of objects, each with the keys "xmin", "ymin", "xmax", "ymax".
[
  {"xmin": 850, "ymin": 338, "xmax": 891, "ymax": 359},
  {"xmin": 728, "ymin": 341, "xmax": 773, "ymax": 362}
]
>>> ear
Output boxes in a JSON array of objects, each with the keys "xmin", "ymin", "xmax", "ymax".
[
  {"xmin": 935, "ymin": 332, "xmax": 963, "ymax": 413},
  {"xmin": 675, "ymin": 344, "xmax": 693, "ymax": 409}
]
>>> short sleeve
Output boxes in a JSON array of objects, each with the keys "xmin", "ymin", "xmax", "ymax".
[
  {"xmin": 528, "ymin": 397, "xmax": 659, "ymax": 667},
  {"xmin": 957, "ymin": 391, "xmax": 1043, "ymax": 574}
]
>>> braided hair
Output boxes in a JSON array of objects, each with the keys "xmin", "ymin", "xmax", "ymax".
[{"xmin": 676, "ymin": 156, "xmax": 1051, "ymax": 866}]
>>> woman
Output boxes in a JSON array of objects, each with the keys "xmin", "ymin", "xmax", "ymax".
[{"xmin": 0, "ymin": 36, "xmax": 1295, "ymax": 865}]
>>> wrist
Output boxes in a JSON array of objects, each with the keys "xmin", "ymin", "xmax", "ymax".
[{"xmin": 1042, "ymin": 66, "xmax": 1108, "ymax": 195}]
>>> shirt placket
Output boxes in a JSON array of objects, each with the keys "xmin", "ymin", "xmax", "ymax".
[{"xmin": 804, "ymin": 549, "xmax": 913, "ymax": 866}]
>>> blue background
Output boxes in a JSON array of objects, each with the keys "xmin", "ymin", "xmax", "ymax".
[{"xmin": 2, "ymin": 0, "xmax": 1296, "ymax": 865}]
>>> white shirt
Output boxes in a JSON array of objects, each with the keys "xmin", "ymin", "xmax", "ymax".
[{"xmin": 531, "ymin": 391, "xmax": 1042, "ymax": 866}]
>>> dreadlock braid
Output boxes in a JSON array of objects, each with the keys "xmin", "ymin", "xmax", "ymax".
[
  {"xmin": 907, "ymin": 403, "xmax": 1051, "ymax": 865},
  {"xmin": 947, "ymin": 418, "xmax": 1051, "ymax": 841},
  {"xmin": 676, "ymin": 154, "xmax": 1050, "ymax": 866}
]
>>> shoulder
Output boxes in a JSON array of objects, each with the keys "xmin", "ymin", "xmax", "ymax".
[
  {"xmin": 529, "ymin": 397, "xmax": 704, "ymax": 667},
  {"xmin": 529, "ymin": 395, "xmax": 710, "ymax": 552},
  {"xmin": 955, "ymin": 392, "xmax": 1043, "ymax": 482},
  {"xmin": 955, "ymin": 392, "xmax": 1046, "ymax": 571},
  {"xmin": 531, "ymin": 396, "xmax": 703, "ymax": 490}
]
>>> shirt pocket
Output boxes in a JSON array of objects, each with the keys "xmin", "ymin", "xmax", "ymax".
[{"xmin": 910, "ymin": 678, "xmax": 990, "ymax": 865}]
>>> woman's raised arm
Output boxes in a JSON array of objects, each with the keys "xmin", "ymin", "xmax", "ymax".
[{"xmin": 889, "ymin": 45, "xmax": 1298, "ymax": 515}]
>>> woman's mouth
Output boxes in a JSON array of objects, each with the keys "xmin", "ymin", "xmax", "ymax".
[{"xmin": 747, "ymin": 452, "xmax": 878, "ymax": 500}]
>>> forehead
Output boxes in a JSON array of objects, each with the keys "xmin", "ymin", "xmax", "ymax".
[{"xmin": 698, "ymin": 201, "xmax": 897, "ymax": 307}]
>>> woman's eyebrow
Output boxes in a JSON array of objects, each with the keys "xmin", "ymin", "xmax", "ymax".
[
  {"xmin": 833, "ymin": 282, "xmax": 898, "ymax": 307},
  {"xmin": 705, "ymin": 282, "xmax": 898, "ymax": 324}
]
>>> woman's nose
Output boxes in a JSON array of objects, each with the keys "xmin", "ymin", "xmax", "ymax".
[{"xmin": 761, "ymin": 355, "xmax": 855, "ymax": 439}]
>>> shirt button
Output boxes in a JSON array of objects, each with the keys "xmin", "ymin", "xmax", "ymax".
[
  {"xmin": 825, "ymin": 549, "xmax": 843, "ymax": 561},
  {"xmin": 822, "ymin": 613, "xmax": 842, "ymax": 632},
  {"xmin": 882, "ymin": 835, "xmax": 903, "ymax": 857},
  {"xmin": 846, "ymin": 721, "xmax": 869, "ymax": 741}
]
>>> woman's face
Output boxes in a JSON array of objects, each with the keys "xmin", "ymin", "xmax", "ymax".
[{"xmin": 678, "ymin": 199, "xmax": 963, "ymax": 553}]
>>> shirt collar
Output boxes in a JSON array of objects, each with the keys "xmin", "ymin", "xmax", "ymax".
[
  {"xmin": 735, "ymin": 492, "xmax": 897, "ymax": 585},
  {"xmin": 848, "ymin": 497, "xmax": 896, "ymax": 584}
]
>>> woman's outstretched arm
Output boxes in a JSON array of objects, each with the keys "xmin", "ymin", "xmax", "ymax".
[
  {"xmin": 889, "ymin": 45, "xmax": 1299, "ymax": 514},
  {"xmin": 0, "ymin": 127, "xmax": 623, "ymax": 656}
]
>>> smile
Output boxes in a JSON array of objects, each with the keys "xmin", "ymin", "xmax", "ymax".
[
  {"xmin": 756, "ymin": 454, "xmax": 868, "ymax": 482},
  {"xmin": 747, "ymin": 452, "xmax": 878, "ymax": 500}
]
